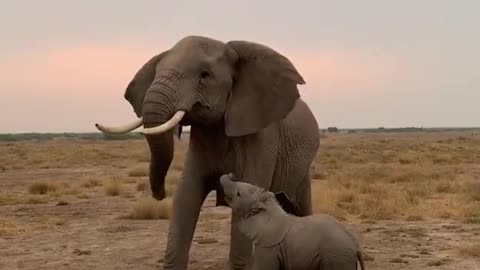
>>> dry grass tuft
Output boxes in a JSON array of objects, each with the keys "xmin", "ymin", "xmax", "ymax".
[
  {"xmin": 459, "ymin": 244, "xmax": 480, "ymax": 258},
  {"xmin": 28, "ymin": 182, "xmax": 58, "ymax": 195},
  {"xmin": 0, "ymin": 219, "xmax": 20, "ymax": 236},
  {"xmin": 80, "ymin": 178, "xmax": 102, "ymax": 188},
  {"xmin": 468, "ymin": 182, "xmax": 480, "ymax": 201},
  {"xmin": 0, "ymin": 194, "xmax": 22, "ymax": 206},
  {"xmin": 25, "ymin": 195, "xmax": 49, "ymax": 204},
  {"xmin": 125, "ymin": 197, "xmax": 172, "ymax": 220},
  {"xmin": 56, "ymin": 200, "xmax": 69, "ymax": 206},
  {"xmin": 76, "ymin": 193, "xmax": 92, "ymax": 199},
  {"xmin": 63, "ymin": 186, "xmax": 82, "ymax": 196},
  {"xmin": 464, "ymin": 217, "xmax": 480, "ymax": 224},
  {"xmin": 4, "ymin": 131, "xmax": 480, "ymax": 224},
  {"xmin": 120, "ymin": 190, "xmax": 135, "ymax": 199},
  {"xmin": 128, "ymin": 164, "xmax": 149, "ymax": 177},
  {"xmin": 33, "ymin": 217, "xmax": 66, "ymax": 230},
  {"xmin": 136, "ymin": 181, "xmax": 147, "ymax": 192},
  {"xmin": 311, "ymin": 132, "xmax": 480, "ymax": 221},
  {"xmin": 104, "ymin": 178, "xmax": 123, "ymax": 196}
]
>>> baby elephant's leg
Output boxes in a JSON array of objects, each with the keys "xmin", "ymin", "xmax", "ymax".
[{"xmin": 228, "ymin": 214, "xmax": 253, "ymax": 270}]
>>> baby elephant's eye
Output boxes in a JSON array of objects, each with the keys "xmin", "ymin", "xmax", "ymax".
[
  {"xmin": 200, "ymin": 71, "xmax": 210, "ymax": 79},
  {"xmin": 236, "ymin": 191, "xmax": 241, "ymax": 196}
]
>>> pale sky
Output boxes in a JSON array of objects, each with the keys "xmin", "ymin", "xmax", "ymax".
[{"xmin": 1, "ymin": 0, "xmax": 479, "ymax": 132}]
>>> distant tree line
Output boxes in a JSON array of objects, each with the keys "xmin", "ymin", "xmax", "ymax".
[
  {"xmin": 0, "ymin": 132, "xmax": 145, "ymax": 142},
  {"xmin": 1, "ymin": 127, "xmax": 478, "ymax": 142},
  {"xmin": 320, "ymin": 127, "xmax": 479, "ymax": 134}
]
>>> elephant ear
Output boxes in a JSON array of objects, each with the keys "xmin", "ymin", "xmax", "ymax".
[
  {"xmin": 274, "ymin": 192, "xmax": 300, "ymax": 216},
  {"xmin": 224, "ymin": 41, "xmax": 305, "ymax": 137},
  {"xmin": 124, "ymin": 50, "xmax": 170, "ymax": 117}
]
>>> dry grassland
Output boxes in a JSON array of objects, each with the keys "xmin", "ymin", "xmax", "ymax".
[{"xmin": 0, "ymin": 131, "xmax": 479, "ymax": 269}]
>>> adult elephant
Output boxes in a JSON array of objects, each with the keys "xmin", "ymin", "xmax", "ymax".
[{"xmin": 95, "ymin": 36, "xmax": 320, "ymax": 270}]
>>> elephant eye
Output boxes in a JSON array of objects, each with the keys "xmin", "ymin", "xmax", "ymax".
[
  {"xmin": 237, "ymin": 191, "xmax": 241, "ymax": 197},
  {"xmin": 200, "ymin": 70, "xmax": 210, "ymax": 79}
]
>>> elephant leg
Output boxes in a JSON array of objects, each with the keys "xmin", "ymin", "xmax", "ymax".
[
  {"xmin": 251, "ymin": 247, "xmax": 280, "ymax": 270},
  {"xmin": 295, "ymin": 174, "xmax": 313, "ymax": 216},
  {"xmin": 163, "ymin": 169, "xmax": 210, "ymax": 270}
]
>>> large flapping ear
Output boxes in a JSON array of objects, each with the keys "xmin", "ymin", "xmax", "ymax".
[
  {"xmin": 274, "ymin": 192, "xmax": 300, "ymax": 216},
  {"xmin": 224, "ymin": 41, "xmax": 305, "ymax": 137},
  {"xmin": 123, "ymin": 50, "xmax": 170, "ymax": 117}
]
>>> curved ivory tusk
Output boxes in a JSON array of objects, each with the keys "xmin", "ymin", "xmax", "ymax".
[
  {"xmin": 140, "ymin": 111, "xmax": 185, "ymax": 135},
  {"xmin": 95, "ymin": 117, "xmax": 143, "ymax": 134}
]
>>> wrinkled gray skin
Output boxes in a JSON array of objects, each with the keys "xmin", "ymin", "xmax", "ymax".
[
  {"xmin": 119, "ymin": 36, "xmax": 319, "ymax": 269},
  {"xmin": 220, "ymin": 174, "xmax": 366, "ymax": 270}
]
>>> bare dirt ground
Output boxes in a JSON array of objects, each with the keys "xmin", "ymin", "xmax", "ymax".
[{"xmin": 1, "ymin": 132, "xmax": 480, "ymax": 269}]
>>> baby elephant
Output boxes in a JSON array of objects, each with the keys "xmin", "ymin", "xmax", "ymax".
[{"xmin": 220, "ymin": 173, "xmax": 366, "ymax": 270}]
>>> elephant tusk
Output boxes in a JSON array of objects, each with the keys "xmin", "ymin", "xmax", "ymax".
[
  {"xmin": 95, "ymin": 117, "xmax": 144, "ymax": 134},
  {"xmin": 140, "ymin": 111, "xmax": 185, "ymax": 135}
]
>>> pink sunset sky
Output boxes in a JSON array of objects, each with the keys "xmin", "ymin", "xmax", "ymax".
[{"xmin": 1, "ymin": 1, "xmax": 479, "ymax": 132}]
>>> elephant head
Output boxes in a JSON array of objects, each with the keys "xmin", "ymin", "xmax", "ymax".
[{"xmin": 95, "ymin": 36, "xmax": 305, "ymax": 200}]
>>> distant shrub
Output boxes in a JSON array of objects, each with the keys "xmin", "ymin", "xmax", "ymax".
[
  {"xmin": 0, "ymin": 132, "xmax": 145, "ymax": 142},
  {"xmin": 104, "ymin": 179, "xmax": 123, "ymax": 196},
  {"xmin": 28, "ymin": 182, "xmax": 58, "ymax": 195},
  {"xmin": 102, "ymin": 133, "xmax": 143, "ymax": 141},
  {"xmin": 136, "ymin": 181, "xmax": 147, "ymax": 192}
]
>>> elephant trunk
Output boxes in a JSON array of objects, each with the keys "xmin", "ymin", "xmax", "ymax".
[
  {"xmin": 141, "ymin": 69, "xmax": 196, "ymax": 134},
  {"xmin": 145, "ymin": 131, "xmax": 174, "ymax": 200},
  {"xmin": 141, "ymin": 69, "xmax": 194, "ymax": 200},
  {"xmin": 142, "ymin": 69, "xmax": 183, "ymax": 128}
]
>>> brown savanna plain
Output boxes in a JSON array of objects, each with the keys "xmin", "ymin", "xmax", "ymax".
[{"xmin": 1, "ymin": 131, "xmax": 480, "ymax": 269}]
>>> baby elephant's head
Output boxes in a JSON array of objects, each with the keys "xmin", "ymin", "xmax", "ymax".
[
  {"xmin": 220, "ymin": 173, "xmax": 275, "ymax": 218},
  {"xmin": 220, "ymin": 173, "xmax": 297, "ymax": 246}
]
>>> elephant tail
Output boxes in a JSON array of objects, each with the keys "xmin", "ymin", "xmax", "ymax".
[{"xmin": 357, "ymin": 251, "xmax": 366, "ymax": 270}]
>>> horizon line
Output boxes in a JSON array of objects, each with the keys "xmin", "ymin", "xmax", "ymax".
[{"xmin": 1, "ymin": 126, "xmax": 480, "ymax": 135}]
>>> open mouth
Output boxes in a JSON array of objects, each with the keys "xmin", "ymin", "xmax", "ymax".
[{"xmin": 223, "ymin": 194, "xmax": 232, "ymax": 204}]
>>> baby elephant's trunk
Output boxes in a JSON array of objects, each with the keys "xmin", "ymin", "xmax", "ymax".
[{"xmin": 219, "ymin": 174, "xmax": 236, "ymax": 194}]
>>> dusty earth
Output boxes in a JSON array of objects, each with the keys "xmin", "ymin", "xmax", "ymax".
[{"xmin": 1, "ymin": 167, "xmax": 480, "ymax": 270}]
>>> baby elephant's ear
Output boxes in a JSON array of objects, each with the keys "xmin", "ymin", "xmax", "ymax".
[{"xmin": 274, "ymin": 192, "xmax": 300, "ymax": 216}]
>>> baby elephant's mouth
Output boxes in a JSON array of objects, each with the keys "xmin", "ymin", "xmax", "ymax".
[{"xmin": 224, "ymin": 194, "xmax": 233, "ymax": 205}]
